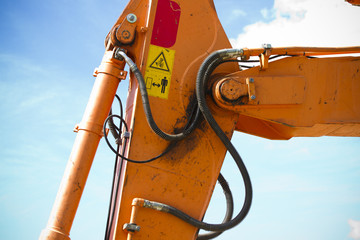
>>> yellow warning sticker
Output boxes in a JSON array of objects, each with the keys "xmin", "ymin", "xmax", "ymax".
[{"xmin": 144, "ymin": 44, "xmax": 175, "ymax": 99}]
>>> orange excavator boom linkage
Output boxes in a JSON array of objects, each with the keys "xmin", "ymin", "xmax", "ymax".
[{"xmin": 39, "ymin": 0, "xmax": 360, "ymax": 240}]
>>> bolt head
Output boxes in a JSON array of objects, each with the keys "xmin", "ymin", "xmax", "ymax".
[
  {"xmin": 249, "ymin": 78, "xmax": 254, "ymax": 83},
  {"xmin": 250, "ymin": 95, "xmax": 256, "ymax": 100},
  {"xmin": 127, "ymin": 13, "xmax": 137, "ymax": 23},
  {"xmin": 262, "ymin": 43, "xmax": 272, "ymax": 49}
]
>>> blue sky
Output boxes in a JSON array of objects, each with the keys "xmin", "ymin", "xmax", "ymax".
[{"xmin": 0, "ymin": 0, "xmax": 360, "ymax": 240}]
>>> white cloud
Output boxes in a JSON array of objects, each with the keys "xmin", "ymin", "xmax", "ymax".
[
  {"xmin": 230, "ymin": 0, "xmax": 360, "ymax": 48},
  {"xmin": 349, "ymin": 219, "xmax": 360, "ymax": 239},
  {"xmin": 273, "ymin": 0, "xmax": 307, "ymax": 21},
  {"xmin": 231, "ymin": 9, "xmax": 246, "ymax": 18},
  {"xmin": 224, "ymin": 9, "xmax": 247, "ymax": 25},
  {"xmin": 260, "ymin": 8, "xmax": 273, "ymax": 19}
]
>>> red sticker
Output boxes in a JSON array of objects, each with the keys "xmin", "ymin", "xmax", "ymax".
[{"xmin": 151, "ymin": 0, "xmax": 181, "ymax": 48}]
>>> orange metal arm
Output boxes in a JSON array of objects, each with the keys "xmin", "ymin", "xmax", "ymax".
[
  {"xmin": 213, "ymin": 47, "xmax": 360, "ymax": 139},
  {"xmin": 107, "ymin": 0, "xmax": 241, "ymax": 239},
  {"xmin": 39, "ymin": 0, "xmax": 360, "ymax": 239},
  {"xmin": 39, "ymin": 52, "xmax": 126, "ymax": 240},
  {"xmin": 242, "ymin": 46, "xmax": 360, "ymax": 58}
]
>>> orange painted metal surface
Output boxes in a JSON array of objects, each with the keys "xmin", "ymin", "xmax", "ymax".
[
  {"xmin": 213, "ymin": 54, "xmax": 360, "ymax": 139},
  {"xmin": 107, "ymin": 0, "xmax": 240, "ymax": 239},
  {"xmin": 242, "ymin": 46, "xmax": 360, "ymax": 58}
]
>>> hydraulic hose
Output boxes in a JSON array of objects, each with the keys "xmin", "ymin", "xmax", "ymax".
[
  {"xmin": 194, "ymin": 49, "xmax": 252, "ymax": 231},
  {"xmin": 138, "ymin": 49, "xmax": 252, "ymax": 232},
  {"xmin": 107, "ymin": 95, "xmax": 123, "ymax": 141},
  {"xmin": 116, "ymin": 48, "xmax": 252, "ymax": 233},
  {"xmin": 197, "ymin": 173, "xmax": 233, "ymax": 240},
  {"xmin": 115, "ymin": 50, "xmax": 201, "ymax": 142},
  {"xmin": 103, "ymin": 114, "xmax": 176, "ymax": 164},
  {"xmin": 104, "ymin": 95, "xmax": 124, "ymax": 240},
  {"xmin": 108, "ymin": 108, "xmax": 119, "ymax": 140}
]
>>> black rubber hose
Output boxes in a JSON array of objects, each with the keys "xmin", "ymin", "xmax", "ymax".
[
  {"xmin": 115, "ymin": 49, "xmax": 252, "ymax": 232},
  {"xmin": 104, "ymin": 137, "xmax": 125, "ymax": 240},
  {"xmin": 104, "ymin": 94, "xmax": 124, "ymax": 240},
  {"xmin": 135, "ymin": 49, "xmax": 252, "ymax": 232},
  {"xmin": 197, "ymin": 173, "xmax": 234, "ymax": 240},
  {"xmin": 107, "ymin": 95, "xmax": 123, "ymax": 141},
  {"xmin": 108, "ymin": 108, "xmax": 119, "ymax": 140},
  {"xmin": 194, "ymin": 49, "xmax": 252, "ymax": 231},
  {"xmin": 103, "ymin": 114, "xmax": 176, "ymax": 164},
  {"xmin": 116, "ymin": 50, "xmax": 201, "ymax": 142}
]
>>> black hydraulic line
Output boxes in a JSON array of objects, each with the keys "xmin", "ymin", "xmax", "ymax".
[
  {"xmin": 104, "ymin": 49, "xmax": 251, "ymax": 239},
  {"xmin": 104, "ymin": 49, "xmax": 319, "ymax": 238},
  {"xmin": 104, "ymin": 114, "xmax": 175, "ymax": 239},
  {"xmin": 193, "ymin": 49, "xmax": 252, "ymax": 231},
  {"xmin": 107, "ymin": 95, "xmax": 123, "ymax": 141},
  {"xmin": 108, "ymin": 108, "xmax": 119, "ymax": 139},
  {"xmin": 106, "ymin": 139, "xmax": 128, "ymax": 240},
  {"xmin": 237, "ymin": 54, "xmax": 296, "ymax": 63},
  {"xmin": 197, "ymin": 173, "xmax": 234, "ymax": 240},
  {"xmin": 105, "ymin": 97, "xmax": 170, "ymax": 239},
  {"xmin": 113, "ymin": 49, "xmax": 252, "ymax": 233},
  {"xmin": 115, "ymin": 50, "xmax": 201, "ymax": 142},
  {"xmin": 104, "ymin": 139, "xmax": 126, "ymax": 240},
  {"xmin": 103, "ymin": 114, "xmax": 175, "ymax": 164},
  {"xmin": 136, "ymin": 49, "xmax": 253, "ymax": 232},
  {"xmin": 239, "ymin": 65, "xmax": 253, "ymax": 69},
  {"xmin": 104, "ymin": 96, "xmax": 124, "ymax": 240},
  {"xmin": 103, "ymin": 94, "xmax": 181, "ymax": 239}
]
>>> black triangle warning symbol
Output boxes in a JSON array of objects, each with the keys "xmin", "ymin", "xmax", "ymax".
[{"xmin": 149, "ymin": 52, "xmax": 170, "ymax": 72}]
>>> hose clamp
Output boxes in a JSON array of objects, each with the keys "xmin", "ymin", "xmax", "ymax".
[{"xmin": 123, "ymin": 223, "xmax": 140, "ymax": 232}]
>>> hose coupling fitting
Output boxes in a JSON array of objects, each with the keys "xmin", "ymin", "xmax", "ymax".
[
  {"xmin": 218, "ymin": 49, "xmax": 244, "ymax": 60},
  {"xmin": 114, "ymin": 49, "xmax": 137, "ymax": 72}
]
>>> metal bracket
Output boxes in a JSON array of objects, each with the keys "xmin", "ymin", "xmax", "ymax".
[
  {"xmin": 73, "ymin": 122, "xmax": 108, "ymax": 137},
  {"xmin": 115, "ymin": 14, "xmax": 137, "ymax": 45},
  {"xmin": 246, "ymin": 77, "xmax": 256, "ymax": 102},
  {"xmin": 260, "ymin": 43, "xmax": 272, "ymax": 70}
]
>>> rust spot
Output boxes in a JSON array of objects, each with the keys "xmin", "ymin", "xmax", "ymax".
[
  {"xmin": 298, "ymin": 64, "xmax": 303, "ymax": 71},
  {"xmin": 151, "ymin": 174, "xmax": 160, "ymax": 181},
  {"xmin": 73, "ymin": 182, "xmax": 82, "ymax": 192}
]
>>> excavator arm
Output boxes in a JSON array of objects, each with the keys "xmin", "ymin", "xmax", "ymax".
[{"xmin": 39, "ymin": 0, "xmax": 360, "ymax": 239}]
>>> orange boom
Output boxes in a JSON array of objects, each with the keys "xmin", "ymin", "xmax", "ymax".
[{"xmin": 40, "ymin": 0, "xmax": 360, "ymax": 239}]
